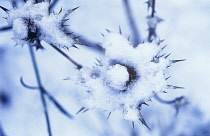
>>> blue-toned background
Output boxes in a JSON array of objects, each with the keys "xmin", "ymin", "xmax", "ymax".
[{"xmin": 0, "ymin": 0, "xmax": 210, "ymax": 135}]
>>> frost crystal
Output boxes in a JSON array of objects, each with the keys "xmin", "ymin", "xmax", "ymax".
[
  {"xmin": 75, "ymin": 33, "xmax": 170, "ymax": 123},
  {"xmin": 5, "ymin": 0, "xmax": 75, "ymax": 47}
]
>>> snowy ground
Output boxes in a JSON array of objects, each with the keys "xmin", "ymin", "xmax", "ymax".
[{"xmin": 0, "ymin": 0, "xmax": 210, "ymax": 136}]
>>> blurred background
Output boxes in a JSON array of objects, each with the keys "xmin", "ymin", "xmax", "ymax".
[{"xmin": 0, "ymin": 0, "xmax": 210, "ymax": 135}]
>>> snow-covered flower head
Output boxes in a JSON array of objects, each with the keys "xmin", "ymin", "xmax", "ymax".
[
  {"xmin": 75, "ymin": 32, "xmax": 171, "ymax": 128},
  {"xmin": 1, "ymin": 0, "xmax": 78, "ymax": 48}
]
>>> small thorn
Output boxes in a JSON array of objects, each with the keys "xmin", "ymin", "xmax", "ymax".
[
  {"xmin": 76, "ymin": 107, "xmax": 85, "ymax": 115},
  {"xmin": 106, "ymin": 112, "xmax": 111, "ymax": 120},
  {"xmin": 162, "ymin": 45, "xmax": 167, "ymax": 50},
  {"xmin": 165, "ymin": 53, "xmax": 171, "ymax": 59},
  {"xmin": 127, "ymin": 36, "xmax": 130, "ymax": 41},
  {"xmin": 106, "ymin": 29, "xmax": 111, "ymax": 33},
  {"xmin": 63, "ymin": 25, "xmax": 70, "ymax": 27},
  {"xmin": 59, "ymin": 7, "xmax": 62, "ymax": 14},
  {"xmin": 162, "ymin": 91, "xmax": 167, "ymax": 93},
  {"xmin": 0, "ymin": 6, "xmax": 9, "ymax": 13},
  {"xmin": 82, "ymin": 109, "xmax": 89, "ymax": 113},
  {"xmin": 73, "ymin": 36, "xmax": 82, "ymax": 39},
  {"xmin": 101, "ymin": 33, "xmax": 104, "ymax": 37},
  {"xmin": 158, "ymin": 39, "xmax": 165, "ymax": 45},
  {"xmin": 139, "ymin": 113, "xmax": 151, "ymax": 130},
  {"xmin": 72, "ymin": 45, "xmax": 79, "ymax": 49},
  {"xmin": 132, "ymin": 121, "xmax": 135, "ymax": 129},
  {"xmin": 165, "ymin": 76, "xmax": 171, "ymax": 80},
  {"xmin": 62, "ymin": 18, "xmax": 69, "ymax": 23},
  {"xmin": 142, "ymin": 102, "xmax": 149, "ymax": 106},
  {"xmin": 171, "ymin": 59, "xmax": 186, "ymax": 63},
  {"xmin": 2, "ymin": 17, "xmax": 7, "ymax": 19},
  {"xmin": 167, "ymin": 85, "xmax": 184, "ymax": 89},
  {"xmin": 119, "ymin": 26, "xmax": 122, "ymax": 34},
  {"xmin": 72, "ymin": 6, "xmax": 80, "ymax": 12},
  {"xmin": 65, "ymin": 32, "xmax": 73, "ymax": 36},
  {"xmin": 74, "ymin": 41, "xmax": 90, "ymax": 47},
  {"xmin": 158, "ymin": 53, "xmax": 166, "ymax": 58}
]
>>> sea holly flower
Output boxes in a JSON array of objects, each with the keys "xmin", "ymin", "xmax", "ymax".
[
  {"xmin": 0, "ymin": 0, "xmax": 78, "ymax": 48},
  {"xmin": 74, "ymin": 33, "xmax": 173, "ymax": 129}
]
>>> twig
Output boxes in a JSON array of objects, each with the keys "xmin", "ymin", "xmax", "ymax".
[
  {"xmin": 50, "ymin": 44, "xmax": 83, "ymax": 69},
  {"xmin": 122, "ymin": 0, "xmax": 142, "ymax": 47},
  {"xmin": 0, "ymin": 25, "xmax": 12, "ymax": 31},
  {"xmin": 20, "ymin": 76, "xmax": 74, "ymax": 119},
  {"xmin": 151, "ymin": 0, "xmax": 155, "ymax": 17},
  {"xmin": 28, "ymin": 44, "xmax": 52, "ymax": 136},
  {"xmin": 69, "ymin": 32, "xmax": 105, "ymax": 53},
  {"xmin": 154, "ymin": 94, "xmax": 188, "ymax": 115},
  {"xmin": 154, "ymin": 94, "xmax": 177, "ymax": 104},
  {"xmin": 148, "ymin": 0, "xmax": 156, "ymax": 42},
  {"xmin": 49, "ymin": 0, "xmax": 59, "ymax": 11}
]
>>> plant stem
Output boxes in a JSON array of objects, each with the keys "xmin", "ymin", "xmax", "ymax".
[
  {"xmin": 151, "ymin": 0, "xmax": 155, "ymax": 17},
  {"xmin": 122, "ymin": 0, "xmax": 142, "ymax": 47},
  {"xmin": 50, "ymin": 44, "xmax": 82, "ymax": 69},
  {"xmin": 28, "ymin": 44, "xmax": 52, "ymax": 136}
]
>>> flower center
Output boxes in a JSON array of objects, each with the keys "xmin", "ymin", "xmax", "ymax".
[{"xmin": 106, "ymin": 64, "xmax": 129, "ymax": 90}]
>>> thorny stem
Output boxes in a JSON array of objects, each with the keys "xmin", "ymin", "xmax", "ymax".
[
  {"xmin": 50, "ymin": 44, "xmax": 83, "ymax": 69},
  {"xmin": 148, "ymin": 0, "xmax": 156, "ymax": 42},
  {"xmin": 28, "ymin": 44, "xmax": 52, "ymax": 136},
  {"xmin": 151, "ymin": 0, "xmax": 155, "ymax": 17},
  {"xmin": 122, "ymin": 0, "xmax": 142, "ymax": 46}
]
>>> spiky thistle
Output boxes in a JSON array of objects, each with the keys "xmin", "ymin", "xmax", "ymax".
[
  {"xmin": 72, "ymin": 31, "xmax": 184, "ymax": 130},
  {"xmin": 0, "ymin": 0, "xmax": 79, "ymax": 49}
]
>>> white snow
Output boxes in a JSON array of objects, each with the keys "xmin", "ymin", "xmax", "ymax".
[
  {"xmin": 124, "ymin": 107, "xmax": 140, "ymax": 121},
  {"xmin": 106, "ymin": 64, "xmax": 129, "ymax": 90},
  {"xmin": 6, "ymin": 0, "xmax": 75, "ymax": 48},
  {"xmin": 75, "ymin": 33, "xmax": 169, "ymax": 121},
  {"xmin": 147, "ymin": 16, "xmax": 163, "ymax": 29},
  {"xmin": 12, "ymin": 18, "xmax": 28, "ymax": 40}
]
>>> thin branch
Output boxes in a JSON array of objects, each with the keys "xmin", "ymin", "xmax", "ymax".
[
  {"xmin": 71, "ymin": 33, "xmax": 105, "ymax": 53},
  {"xmin": 0, "ymin": 25, "xmax": 12, "ymax": 31},
  {"xmin": 151, "ymin": 0, "xmax": 155, "ymax": 17},
  {"xmin": 49, "ymin": 0, "xmax": 59, "ymax": 11},
  {"xmin": 148, "ymin": 0, "xmax": 156, "ymax": 42},
  {"xmin": 28, "ymin": 44, "xmax": 52, "ymax": 136},
  {"xmin": 122, "ymin": 0, "xmax": 142, "ymax": 47},
  {"xmin": 154, "ymin": 94, "xmax": 188, "ymax": 115},
  {"xmin": 50, "ymin": 44, "xmax": 83, "ymax": 69},
  {"xmin": 154, "ymin": 94, "xmax": 177, "ymax": 104}
]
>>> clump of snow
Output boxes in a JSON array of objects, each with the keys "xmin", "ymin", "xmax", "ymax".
[
  {"xmin": 12, "ymin": 18, "xmax": 28, "ymax": 40},
  {"xmin": 5, "ymin": 0, "xmax": 75, "ymax": 47},
  {"xmin": 106, "ymin": 64, "xmax": 129, "ymax": 90},
  {"xmin": 74, "ymin": 32, "xmax": 170, "ymax": 121},
  {"xmin": 124, "ymin": 107, "xmax": 140, "ymax": 121},
  {"xmin": 147, "ymin": 16, "xmax": 163, "ymax": 29}
]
